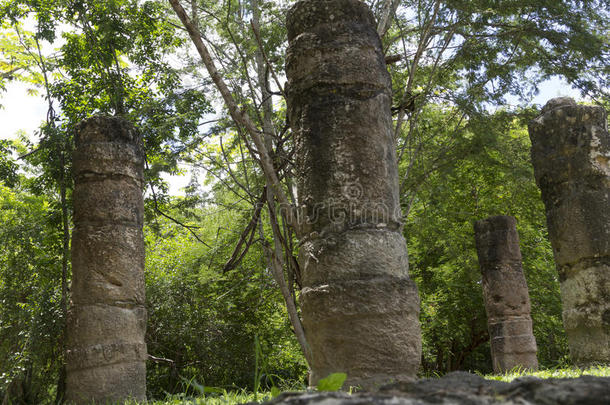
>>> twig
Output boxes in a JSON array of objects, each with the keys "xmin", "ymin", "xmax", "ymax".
[
  {"xmin": 250, "ymin": 19, "xmax": 285, "ymax": 97},
  {"xmin": 266, "ymin": 191, "xmax": 312, "ymax": 366},
  {"xmin": 145, "ymin": 158, "xmax": 211, "ymax": 248},
  {"xmin": 148, "ymin": 354, "xmax": 175, "ymax": 365},
  {"xmin": 223, "ymin": 188, "xmax": 266, "ymax": 273}
]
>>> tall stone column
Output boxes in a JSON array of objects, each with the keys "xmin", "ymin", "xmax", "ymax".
[
  {"xmin": 286, "ymin": 0, "xmax": 421, "ymax": 388},
  {"xmin": 65, "ymin": 116, "xmax": 147, "ymax": 403},
  {"xmin": 474, "ymin": 215, "xmax": 538, "ymax": 373},
  {"xmin": 529, "ymin": 97, "xmax": 610, "ymax": 365}
]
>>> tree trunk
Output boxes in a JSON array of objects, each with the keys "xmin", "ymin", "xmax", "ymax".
[
  {"xmin": 65, "ymin": 116, "xmax": 147, "ymax": 404},
  {"xmin": 286, "ymin": 0, "xmax": 421, "ymax": 389}
]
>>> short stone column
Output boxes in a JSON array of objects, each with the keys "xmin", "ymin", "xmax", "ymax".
[
  {"xmin": 286, "ymin": 0, "xmax": 421, "ymax": 389},
  {"xmin": 65, "ymin": 116, "xmax": 147, "ymax": 404},
  {"xmin": 474, "ymin": 215, "xmax": 538, "ymax": 373},
  {"xmin": 529, "ymin": 98, "xmax": 610, "ymax": 365}
]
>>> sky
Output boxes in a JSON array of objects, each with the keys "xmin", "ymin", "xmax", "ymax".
[{"xmin": 0, "ymin": 76, "xmax": 581, "ymax": 194}]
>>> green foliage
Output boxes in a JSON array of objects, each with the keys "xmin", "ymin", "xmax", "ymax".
[
  {"xmin": 1, "ymin": 1, "xmax": 608, "ymax": 403},
  {"xmin": 0, "ymin": 2, "xmax": 213, "ymax": 401},
  {"xmin": 384, "ymin": 0, "xmax": 607, "ymax": 375},
  {"xmin": 483, "ymin": 365, "xmax": 610, "ymax": 382},
  {"xmin": 0, "ymin": 140, "xmax": 18, "ymax": 187},
  {"xmin": 0, "ymin": 184, "xmax": 63, "ymax": 403},
  {"xmin": 0, "ymin": 22, "xmax": 45, "ymax": 94},
  {"xmin": 2, "ymin": 0, "xmax": 213, "ymax": 188},
  {"xmin": 145, "ymin": 211, "xmax": 307, "ymax": 399},
  {"xmin": 384, "ymin": 0, "xmax": 609, "ymax": 109},
  {"xmin": 316, "ymin": 373, "xmax": 348, "ymax": 392},
  {"xmin": 403, "ymin": 106, "xmax": 567, "ymax": 373}
]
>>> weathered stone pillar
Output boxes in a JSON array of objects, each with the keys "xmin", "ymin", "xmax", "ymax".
[
  {"xmin": 529, "ymin": 97, "xmax": 610, "ymax": 366},
  {"xmin": 65, "ymin": 116, "xmax": 147, "ymax": 403},
  {"xmin": 286, "ymin": 0, "xmax": 421, "ymax": 388},
  {"xmin": 474, "ymin": 215, "xmax": 538, "ymax": 373}
]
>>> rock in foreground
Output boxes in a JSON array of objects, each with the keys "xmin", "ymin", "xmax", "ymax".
[{"xmin": 259, "ymin": 372, "xmax": 610, "ymax": 405}]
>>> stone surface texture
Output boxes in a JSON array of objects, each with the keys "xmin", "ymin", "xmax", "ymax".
[
  {"xmin": 65, "ymin": 116, "xmax": 147, "ymax": 404},
  {"xmin": 474, "ymin": 215, "xmax": 538, "ymax": 372},
  {"xmin": 286, "ymin": 0, "xmax": 421, "ymax": 388},
  {"xmin": 529, "ymin": 97, "xmax": 610, "ymax": 365},
  {"xmin": 254, "ymin": 372, "xmax": 610, "ymax": 405}
]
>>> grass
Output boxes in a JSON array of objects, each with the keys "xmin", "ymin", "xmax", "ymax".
[
  {"xmin": 137, "ymin": 366, "xmax": 610, "ymax": 405},
  {"xmin": 137, "ymin": 389, "xmax": 267, "ymax": 405},
  {"xmin": 482, "ymin": 365, "xmax": 610, "ymax": 382},
  {"xmin": 128, "ymin": 379, "xmax": 301, "ymax": 405},
  {"xmin": 121, "ymin": 389, "xmax": 273, "ymax": 405}
]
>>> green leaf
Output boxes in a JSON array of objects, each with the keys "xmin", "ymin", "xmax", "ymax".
[
  {"xmin": 203, "ymin": 386, "xmax": 225, "ymax": 394},
  {"xmin": 270, "ymin": 386, "xmax": 281, "ymax": 398},
  {"xmin": 317, "ymin": 372, "xmax": 347, "ymax": 391}
]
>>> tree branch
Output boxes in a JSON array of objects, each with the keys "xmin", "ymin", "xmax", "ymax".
[
  {"xmin": 266, "ymin": 189, "xmax": 312, "ymax": 367},
  {"xmin": 377, "ymin": 0, "xmax": 400, "ymax": 38},
  {"xmin": 168, "ymin": 0, "xmax": 297, "ymax": 232},
  {"xmin": 223, "ymin": 187, "xmax": 266, "ymax": 273}
]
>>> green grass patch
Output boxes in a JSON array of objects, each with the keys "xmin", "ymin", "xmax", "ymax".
[
  {"xmin": 143, "ymin": 390, "xmax": 265, "ymax": 404},
  {"xmin": 482, "ymin": 365, "xmax": 610, "ymax": 382},
  {"xmin": 123, "ymin": 388, "xmax": 273, "ymax": 405},
  {"xmin": 138, "ymin": 366, "xmax": 610, "ymax": 404}
]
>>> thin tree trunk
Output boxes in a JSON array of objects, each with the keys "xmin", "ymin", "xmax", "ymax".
[
  {"xmin": 253, "ymin": 0, "xmax": 312, "ymax": 366},
  {"xmin": 251, "ymin": 0, "xmax": 275, "ymax": 145},
  {"xmin": 33, "ymin": 35, "xmax": 69, "ymax": 404},
  {"xmin": 169, "ymin": 0, "xmax": 296, "ymax": 229},
  {"xmin": 170, "ymin": 0, "xmax": 311, "ymax": 368},
  {"xmin": 55, "ymin": 150, "xmax": 69, "ymax": 404},
  {"xmin": 266, "ymin": 195, "xmax": 312, "ymax": 366},
  {"xmin": 377, "ymin": 0, "xmax": 400, "ymax": 38}
]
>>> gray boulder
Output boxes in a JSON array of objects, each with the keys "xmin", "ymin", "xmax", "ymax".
[{"xmin": 256, "ymin": 372, "xmax": 610, "ymax": 405}]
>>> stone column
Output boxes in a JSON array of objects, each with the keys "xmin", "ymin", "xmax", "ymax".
[
  {"xmin": 529, "ymin": 97, "xmax": 610, "ymax": 366},
  {"xmin": 286, "ymin": 0, "xmax": 421, "ymax": 389},
  {"xmin": 474, "ymin": 215, "xmax": 538, "ymax": 373},
  {"xmin": 65, "ymin": 116, "xmax": 147, "ymax": 403}
]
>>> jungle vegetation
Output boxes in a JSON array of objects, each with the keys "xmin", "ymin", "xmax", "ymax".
[{"xmin": 0, "ymin": 0, "xmax": 608, "ymax": 402}]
